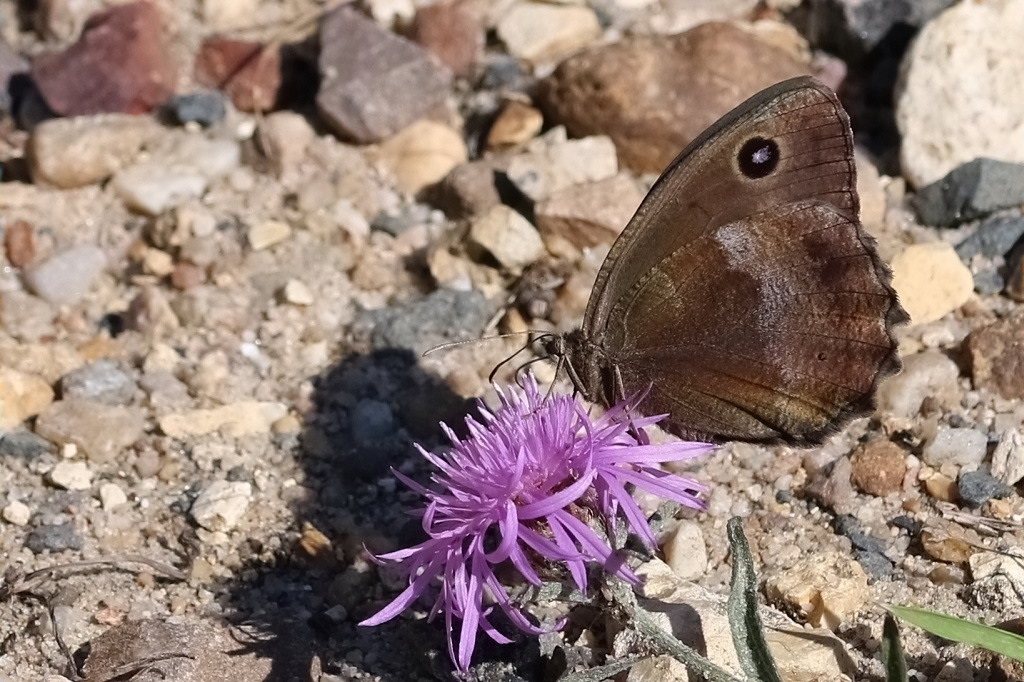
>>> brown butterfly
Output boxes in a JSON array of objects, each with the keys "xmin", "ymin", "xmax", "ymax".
[{"xmin": 545, "ymin": 76, "xmax": 908, "ymax": 444}]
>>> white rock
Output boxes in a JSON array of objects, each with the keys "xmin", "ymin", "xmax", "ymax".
[
  {"xmin": 112, "ymin": 166, "xmax": 207, "ymax": 216},
  {"xmin": 2, "ymin": 500, "xmax": 31, "ymax": 526},
  {"xmin": 922, "ymin": 427, "xmax": 987, "ymax": 472},
  {"xmin": 98, "ymin": 482, "xmax": 128, "ymax": 510},
  {"xmin": 469, "ymin": 205, "xmax": 545, "ymax": 273},
  {"xmin": 48, "ymin": 460, "xmax": 93, "ymax": 490},
  {"xmin": 506, "ymin": 132, "xmax": 619, "ymax": 202},
  {"xmin": 889, "ymin": 242, "xmax": 973, "ymax": 324},
  {"xmin": 497, "ymin": 2, "xmax": 601, "ymax": 64},
  {"xmin": 764, "ymin": 551, "xmax": 870, "ymax": 630},
  {"xmin": 248, "ymin": 220, "xmax": 292, "ymax": 250},
  {"xmin": 896, "ymin": 0, "xmax": 1024, "ymax": 187},
  {"xmin": 374, "ymin": 120, "xmax": 468, "ymax": 195},
  {"xmin": 662, "ymin": 520, "xmax": 708, "ymax": 581},
  {"xmin": 257, "ymin": 111, "xmax": 315, "ymax": 177},
  {"xmin": 159, "ymin": 401, "xmax": 288, "ymax": 438},
  {"xmin": 281, "ymin": 279, "xmax": 314, "ymax": 306},
  {"xmin": 202, "ymin": 0, "xmax": 260, "ymax": 30},
  {"xmin": 991, "ymin": 428, "xmax": 1024, "ymax": 486},
  {"xmin": 190, "ymin": 480, "xmax": 252, "ymax": 532},
  {"xmin": 876, "ymin": 351, "xmax": 960, "ymax": 418},
  {"xmin": 24, "ymin": 245, "xmax": 107, "ymax": 305}
]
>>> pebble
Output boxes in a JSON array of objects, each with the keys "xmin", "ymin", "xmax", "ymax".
[
  {"xmin": 202, "ymin": 0, "xmax": 260, "ymax": 31},
  {"xmin": 316, "ymin": 7, "xmax": 452, "ymax": 144},
  {"xmin": 257, "ymin": 111, "xmax": 315, "ymax": 177},
  {"xmin": 955, "ymin": 211, "xmax": 1024, "ymax": 261},
  {"xmin": 3, "ymin": 219, "xmax": 36, "ymax": 268},
  {"xmin": 661, "ymin": 520, "xmax": 708, "ymax": 581},
  {"xmin": 194, "ymin": 37, "xmax": 281, "ymax": 112},
  {"xmin": 486, "ymin": 100, "xmax": 544, "ymax": 151},
  {"xmin": 801, "ymin": 0, "xmax": 955, "ymax": 61},
  {"xmin": 920, "ymin": 521, "xmax": 979, "ymax": 564},
  {"xmin": 924, "ymin": 471, "xmax": 958, "ymax": 503},
  {"xmin": 374, "ymin": 120, "xmax": 468, "ymax": 195},
  {"xmin": 889, "ymin": 242, "xmax": 973, "ymax": 324},
  {"xmin": 970, "ymin": 552, "xmax": 1024, "ymax": 598},
  {"xmin": 2, "ymin": 500, "xmax": 31, "ymax": 525},
  {"xmin": 48, "ymin": 460, "xmax": 93, "ymax": 490},
  {"xmin": 98, "ymin": 482, "xmax": 128, "ymax": 510},
  {"xmin": 280, "ymin": 279, "xmax": 314, "ymax": 306},
  {"xmin": 958, "ymin": 470, "xmax": 1013, "ymax": 508},
  {"xmin": 0, "ymin": 365, "xmax": 55, "ymax": 430},
  {"xmin": 26, "ymin": 523, "xmax": 84, "ymax": 553},
  {"xmin": 28, "ymin": 114, "xmax": 160, "ymax": 188},
  {"xmin": 248, "ymin": 220, "xmax": 292, "ymax": 251},
  {"xmin": 496, "ymin": 2, "xmax": 601, "ymax": 65},
  {"xmin": 538, "ymin": 22, "xmax": 809, "ymax": 173},
  {"xmin": 190, "ymin": 480, "xmax": 253, "ymax": 532},
  {"xmin": 428, "ymin": 158, "xmax": 504, "ymax": 218},
  {"xmin": 32, "ymin": 1, "xmax": 175, "ymax": 116},
  {"xmin": 921, "ymin": 427, "xmax": 987, "ymax": 472},
  {"xmin": 158, "ymin": 401, "xmax": 288, "ymax": 438},
  {"xmin": 0, "ymin": 429, "xmax": 55, "ymax": 460},
  {"xmin": 966, "ymin": 311, "xmax": 1024, "ymax": 400},
  {"xmin": 468, "ymin": 205, "xmax": 545, "ymax": 274},
  {"xmin": 876, "ymin": 350, "xmax": 960, "ymax": 418},
  {"xmin": 505, "ymin": 132, "xmax": 619, "ymax": 202},
  {"xmin": 764, "ymin": 551, "xmax": 870, "ymax": 630},
  {"xmin": 833, "ymin": 515, "xmax": 894, "ymax": 581},
  {"xmin": 849, "ymin": 438, "xmax": 906, "ymax": 497},
  {"xmin": 411, "ymin": 0, "xmax": 484, "ymax": 77},
  {"xmin": 24, "ymin": 245, "xmax": 107, "ymax": 305},
  {"xmin": 366, "ymin": 287, "xmax": 495, "ymax": 355},
  {"xmin": 896, "ymin": 0, "xmax": 1024, "ymax": 187},
  {"xmin": 351, "ymin": 399, "xmax": 396, "ymax": 445},
  {"xmin": 535, "ymin": 174, "xmax": 643, "ymax": 250},
  {"xmin": 34, "ymin": 399, "xmax": 146, "ymax": 463},
  {"xmin": 168, "ymin": 90, "xmax": 227, "ymax": 127},
  {"xmin": 991, "ymin": 429, "xmax": 1024, "ymax": 486},
  {"xmin": 916, "ymin": 159, "xmax": 1024, "ymax": 227},
  {"xmin": 60, "ymin": 359, "xmax": 136, "ymax": 406}
]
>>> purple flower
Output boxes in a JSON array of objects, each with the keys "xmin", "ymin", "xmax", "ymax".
[{"xmin": 359, "ymin": 375, "xmax": 712, "ymax": 671}]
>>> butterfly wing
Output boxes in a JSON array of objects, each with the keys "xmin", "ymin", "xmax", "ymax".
[{"xmin": 580, "ymin": 77, "xmax": 907, "ymax": 442}]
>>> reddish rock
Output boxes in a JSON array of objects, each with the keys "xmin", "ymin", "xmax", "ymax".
[
  {"xmin": 3, "ymin": 220, "xmax": 37, "ymax": 268},
  {"xmin": 316, "ymin": 7, "xmax": 452, "ymax": 144},
  {"xmin": 967, "ymin": 311, "xmax": 1024, "ymax": 400},
  {"xmin": 537, "ymin": 22, "xmax": 809, "ymax": 173},
  {"xmin": 32, "ymin": 1, "xmax": 176, "ymax": 116},
  {"xmin": 411, "ymin": 0, "xmax": 484, "ymax": 77},
  {"xmin": 195, "ymin": 37, "xmax": 281, "ymax": 112},
  {"xmin": 849, "ymin": 439, "xmax": 907, "ymax": 497},
  {"xmin": 171, "ymin": 262, "xmax": 206, "ymax": 290}
]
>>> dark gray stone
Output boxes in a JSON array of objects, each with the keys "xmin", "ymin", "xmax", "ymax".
[
  {"xmin": 955, "ymin": 212, "xmax": 1024, "ymax": 260},
  {"xmin": 350, "ymin": 399, "xmax": 396, "ymax": 444},
  {"xmin": 972, "ymin": 268, "xmax": 1005, "ymax": 295},
  {"xmin": 316, "ymin": 7, "xmax": 452, "ymax": 144},
  {"xmin": 169, "ymin": 90, "xmax": 226, "ymax": 127},
  {"xmin": 801, "ymin": 0, "xmax": 955, "ymax": 61},
  {"xmin": 958, "ymin": 470, "xmax": 1014, "ymax": 508},
  {"xmin": 917, "ymin": 159, "xmax": 1024, "ymax": 227},
  {"xmin": 365, "ymin": 288, "xmax": 495, "ymax": 355},
  {"xmin": 853, "ymin": 548, "xmax": 895, "ymax": 581},
  {"xmin": 0, "ymin": 429, "xmax": 55, "ymax": 460},
  {"xmin": 60, "ymin": 358, "xmax": 136, "ymax": 406},
  {"xmin": 26, "ymin": 523, "xmax": 84, "ymax": 553}
]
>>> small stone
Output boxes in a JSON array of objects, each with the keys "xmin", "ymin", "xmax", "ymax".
[
  {"xmin": 486, "ymin": 100, "xmax": 543, "ymax": 151},
  {"xmin": 896, "ymin": 0, "xmax": 1024, "ymax": 187},
  {"xmin": 876, "ymin": 350, "xmax": 960, "ymax": 418},
  {"xmin": 98, "ymin": 482, "xmax": 128, "ymax": 510},
  {"xmin": 991, "ymin": 429, "xmax": 1024, "ymax": 486},
  {"xmin": 257, "ymin": 111, "xmax": 315, "ymax": 177},
  {"xmin": 468, "ymin": 205, "xmax": 545, "ymax": 274},
  {"xmin": 0, "ymin": 429, "xmax": 55, "ymax": 460},
  {"xmin": 955, "ymin": 212, "xmax": 1024, "ymax": 261},
  {"xmin": 201, "ymin": 0, "xmax": 260, "ymax": 31},
  {"xmin": 190, "ymin": 480, "xmax": 252, "ymax": 532},
  {"xmin": 496, "ymin": 2, "xmax": 601, "ymax": 65},
  {"xmin": 248, "ymin": 220, "xmax": 292, "ymax": 250},
  {"xmin": 662, "ymin": 520, "xmax": 708, "ymax": 581},
  {"xmin": 626, "ymin": 655, "xmax": 688, "ymax": 682},
  {"xmin": 60, "ymin": 359, "xmax": 135, "ymax": 406},
  {"xmin": 802, "ymin": 0, "xmax": 955, "ymax": 62},
  {"xmin": 26, "ymin": 523, "xmax": 84, "ymax": 554},
  {"xmin": 29, "ymin": 114, "xmax": 160, "ymax": 188},
  {"xmin": 920, "ymin": 522, "xmax": 979, "ymax": 564},
  {"xmin": 171, "ymin": 262, "xmax": 206, "ymax": 290},
  {"xmin": 48, "ymin": 460, "xmax": 93, "ymax": 490},
  {"xmin": 158, "ymin": 401, "xmax": 288, "ymax": 438},
  {"xmin": 411, "ymin": 0, "xmax": 484, "ymax": 77},
  {"xmin": 764, "ymin": 551, "xmax": 870, "ymax": 629},
  {"xmin": 535, "ymin": 174, "xmax": 644, "ymax": 250},
  {"xmin": 889, "ymin": 242, "xmax": 973, "ymax": 324},
  {"xmin": 3, "ymin": 500, "xmax": 31, "ymax": 525},
  {"xmin": 428, "ymin": 158, "xmax": 504, "ymax": 218},
  {"xmin": 916, "ymin": 159, "xmax": 1024, "ymax": 227},
  {"xmin": 3, "ymin": 219, "xmax": 37, "ymax": 268},
  {"xmin": 970, "ymin": 552, "xmax": 1024, "ymax": 598},
  {"xmin": 375, "ymin": 120, "xmax": 468, "ymax": 195},
  {"xmin": 351, "ymin": 399, "xmax": 396, "ymax": 445},
  {"xmin": 0, "ymin": 366, "xmax": 55, "ymax": 430},
  {"xmin": 0, "ymin": 41, "xmax": 29, "ymax": 115},
  {"xmin": 24, "ymin": 245, "xmax": 107, "ymax": 305},
  {"xmin": 967, "ymin": 311, "xmax": 1024, "ymax": 400},
  {"xmin": 849, "ymin": 439, "xmax": 906, "ymax": 497},
  {"xmin": 922, "ymin": 427, "xmax": 987, "ymax": 472},
  {"xmin": 366, "ymin": 287, "xmax": 495, "ymax": 355},
  {"xmin": 958, "ymin": 471, "xmax": 1014, "ymax": 509},
  {"xmin": 34, "ymin": 400, "xmax": 146, "ymax": 463},
  {"xmin": 32, "ymin": 1, "xmax": 175, "ymax": 116},
  {"xmin": 280, "ymin": 279, "xmax": 314, "ymax": 306},
  {"xmin": 538, "ymin": 22, "xmax": 809, "ymax": 173},
  {"xmin": 924, "ymin": 472, "xmax": 958, "ymax": 503},
  {"xmin": 316, "ymin": 7, "xmax": 452, "ymax": 144},
  {"xmin": 194, "ymin": 38, "xmax": 281, "ymax": 112},
  {"xmin": 272, "ymin": 414, "xmax": 301, "ymax": 434},
  {"xmin": 168, "ymin": 90, "xmax": 227, "ymax": 127},
  {"xmin": 506, "ymin": 132, "xmax": 619, "ymax": 202}
]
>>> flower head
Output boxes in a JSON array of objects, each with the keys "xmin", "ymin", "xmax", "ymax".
[{"xmin": 360, "ymin": 375, "xmax": 712, "ymax": 671}]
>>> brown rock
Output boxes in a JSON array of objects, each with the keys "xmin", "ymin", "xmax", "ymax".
[
  {"xmin": 535, "ymin": 173, "xmax": 644, "ymax": 249},
  {"xmin": 1007, "ymin": 257, "xmax": 1024, "ymax": 302},
  {"xmin": 486, "ymin": 100, "xmax": 544, "ymax": 150},
  {"xmin": 849, "ymin": 439, "xmax": 907, "ymax": 497},
  {"xmin": 316, "ymin": 7, "xmax": 452, "ymax": 144},
  {"xmin": 32, "ymin": 1, "xmax": 176, "ymax": 116},
  {"xmin": 920, "ymin": 522, "xmax": 980, "ymax": 564},
  {"xmin": 427, "ymin": 158, "xmax": 505, "ymax": 218},
  {"xmin": 194, "ymin": 37, "xmax": 281, "ymax": 112},
  {"xmin": 171, "ymin": 262, "xmax": 206, "ymax": 290},
  {"xmin": 3, "ymin": 220, "xmax": 36, "ymax": 268},
  {"xmin": 34, "ymin": 399, "xmax": 145, "ymax": 463},
  {"xmin": 923, "ymin": 471, "xmax": 958, "ymax": 503},
  {"xmin": 537, "ymin": 22, "xmax": 809, "ymax": 172},
  {"xmin": 967, "ymin": 311, "xmax": 1024, "ymax": 400},
  {"xmin": 411, "ymin": 0, "xmax": 484, "ymax": 77}
]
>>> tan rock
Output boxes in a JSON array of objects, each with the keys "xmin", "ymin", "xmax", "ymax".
[
  {"xmin": 34, "ymin": 400, "xmax": 146, "ymax": 463},
  {"xmin": 889, "ymin": 242, "xmax": 973, "ymax": 324},
  {"xmin": 535, "ymin": 173, "xmax": 643, "ymax": 249},
  {"xmin": 487, "ymin": 100, "xmax": 543, "ymax": 150},
  {"xmin": 375, "ymin": 120, "xmax": 468, "ymax": 195},
  {"xmin": 496, "ymin": 2, "xmax": 601, "ymax": 65},
  {"xmin": 661, "ymin": 520, "xmax": 708, "ymax": 581},
  {"xmin": 923, "ymin": 471, "xmax": 958, "ymax": 503},
  {"xmin": 247, "ymin": 220, "xmax": 292, "ymax": 251},
  {"xmin": 0, "ymin": 366, "xmax": 55, "ymax": 429},
  {"xmin": 921, "ymin": 521, "xmax": 980, "ymax": 564},
  {"xmin": 159, "ymin": 402, "xmax": 288, "ymax": 438},
  {"xmin": 764, "ymin": 551, "xmax": 870, "ymax": 630},
  {"xmin": 468, "ymin": 205, "xmax": 545, "ymax": 274},
  {"xmin": 506, "ymin": 131, "xmax": 618, "ymax": 202}
]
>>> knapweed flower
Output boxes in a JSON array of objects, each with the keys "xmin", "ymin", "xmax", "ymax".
[{"xmin": 359, "ymin": 374, "xmax": 712, "ymax": 671}]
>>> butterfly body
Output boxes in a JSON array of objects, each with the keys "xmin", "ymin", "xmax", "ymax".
[{"xmin": 552, "ymin": 77, "xmax": 908, "ymax": 444}]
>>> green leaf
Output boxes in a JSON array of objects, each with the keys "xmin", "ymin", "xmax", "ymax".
[
  {"xmin": 891, "ymin": 605, "xmax": 1024, "ymax": 662},
  {"xmin": 881, "ymin": 613, "xmax": 908, "ymax": 682},
  {"xmin": 726, "ymin": 517, "xmax": 783, "ymax": 682}
]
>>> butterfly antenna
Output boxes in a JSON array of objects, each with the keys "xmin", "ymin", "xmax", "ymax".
[
  {"xmin": 513, "ymin": 354, "xmax": 553, "ymax": 391},
  {"xmin": 541, "ymin": 354, "xmax": 565, "ymax": 403},
  {"xmin": 422, "ymin": 330, "xmax": 549, "ymax": 358}
]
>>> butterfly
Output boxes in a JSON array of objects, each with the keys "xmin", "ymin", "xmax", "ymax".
[{"xmin": 545, "ymin": 76, "xmax": 908, "ymax": 444}]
